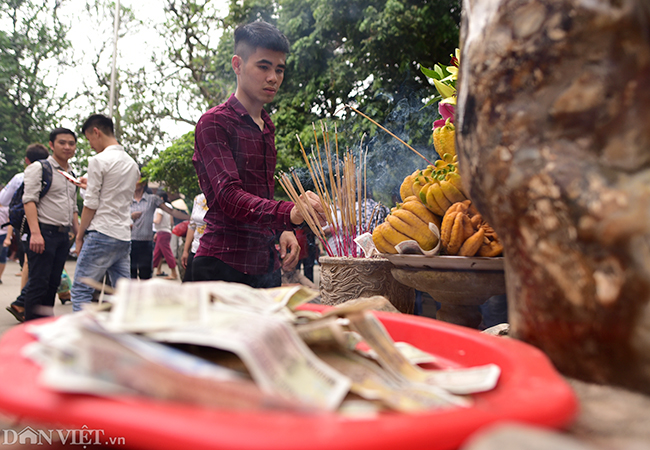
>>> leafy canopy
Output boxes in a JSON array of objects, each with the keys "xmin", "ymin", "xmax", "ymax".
[{"xmin": 0, "ymin": 0, "xmax": 72, "ymax": 183}]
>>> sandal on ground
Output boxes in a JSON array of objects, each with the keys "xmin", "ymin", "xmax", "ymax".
[
  {"xmin": 155, "ymin": 272, "xmax": 169, "ymax": 277},
  {"xmin": 6, "ymin": 305, "xmax": 25, "ymax": 323}
]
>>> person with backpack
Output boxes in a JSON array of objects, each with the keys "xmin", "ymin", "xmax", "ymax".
[
  {"xmin": 8, "ymin": 128, "xmax": 79, "ymax": 322},
  {"xmin": 0, "ymin": 143, "xmax": 50, "ymax": 294}
]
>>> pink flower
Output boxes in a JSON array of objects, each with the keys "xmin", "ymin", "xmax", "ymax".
[{"xmin": 433, "ymin": 103, "xmax": 455, "ymax": 130}]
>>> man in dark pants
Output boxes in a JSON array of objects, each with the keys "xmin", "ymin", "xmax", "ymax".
[
  {"xmin": 130, "ymin": 179, "xmax": 188, "ymax": 279},
  {"xmin": 16, "ymin": 128, "xmax": 79, "ymax": 321},
  {"xmin": 3, "ymin": 143, "xmax": 52, "ymax": 322}
]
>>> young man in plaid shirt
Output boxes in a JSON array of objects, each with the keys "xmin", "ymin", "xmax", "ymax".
[{"xmin": 192, "ymin": 21, "xmax": 323, "ymax": 288}]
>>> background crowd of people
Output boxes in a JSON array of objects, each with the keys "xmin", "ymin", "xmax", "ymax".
[{"xmin": 0, "ymin": 21, "xmax": 338, "ymax": 323}]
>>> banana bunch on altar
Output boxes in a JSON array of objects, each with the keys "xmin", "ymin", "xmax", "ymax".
[
  {"xmin": 371, "ymin": 120, "xmax": 459, "ymax": 255},
  {"xmin": 371, "ymin": 48, "xmax": 503, "ymax": 257},
  {"xmin": 372, "ymin": 128, "xmax": 503, "ymax": 257},
  {"xmin": 440, "ymin": 200, "xmax": 503, "ymax": 257},
  {"xmin": 400, "ymin": 119, "xmax": 464, "ymax": 216}
]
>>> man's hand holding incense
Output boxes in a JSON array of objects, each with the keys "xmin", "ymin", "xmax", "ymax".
[
  {"xmin": 279, "ymin": 231, "xmax": 300, "ymax": 271},
  {"xmin": 289, "ymin": 190, "xmax": 326, "ymax": 226}
]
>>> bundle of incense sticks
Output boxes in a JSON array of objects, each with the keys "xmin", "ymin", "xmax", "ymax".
[{"xmin": 278, "ymin": 122, "xmax": 382, "ymax": 257}]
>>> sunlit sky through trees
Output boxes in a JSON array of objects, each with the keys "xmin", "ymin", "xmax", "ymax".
[{"xmin": 54, "ymin": 0, "xmax": 229, "ymax": 143}]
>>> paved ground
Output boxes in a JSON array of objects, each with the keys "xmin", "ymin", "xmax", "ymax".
[
  {"xmin": 0, "ymin": 259, "xmax": 75, "ymax": 334},
  {"xmin": 0, "ymin": 258, "xmax": 183, "ymax": 335}
]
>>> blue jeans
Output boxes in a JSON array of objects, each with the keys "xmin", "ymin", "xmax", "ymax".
[
  {"xmin": 480, "ymin": 294, "xmax": 509, "ymax": 329},
  {"xmin": 71, "ymin": 231, "xmax": 131, "ymax": 312}
]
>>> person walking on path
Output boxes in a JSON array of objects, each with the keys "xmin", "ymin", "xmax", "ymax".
[
  {"xmin": 0, "ymin": 144, "xmax": 51, "ymax": 294},
  {"xmin": 130, "ymin": 180, "xmax": 188, "ymax": 279},
  {"xmin": 70, "ymin": 114, "xmax": 140, "ymax": 312},
  {"xmin": 10, "ymin": 129, "xmax": 79, "ymax": 321},
  {"xmin": 181, "ymin": 192, "xmax": 208, "ymax": 282},
  {"xmin": 152, "ymin": 193, "xmax": 178, "ymax": 280},
  {"xmin": 0, "ymin": 205, "xmax": 10, "ymax": 284}
]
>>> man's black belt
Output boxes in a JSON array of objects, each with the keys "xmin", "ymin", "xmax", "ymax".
[{"xmin": 39, "ymin": 223, "xmax": 70, "ymax": 233}]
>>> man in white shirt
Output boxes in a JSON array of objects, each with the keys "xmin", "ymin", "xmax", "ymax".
[{"xmin": 70, "ymin": 114, "xmax": 140, "ymax": 312}]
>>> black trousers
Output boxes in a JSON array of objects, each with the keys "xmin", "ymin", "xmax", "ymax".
[
  {"xmin": 21, "ymin": 228, "xmax": 70, "ymax": 321},
  {"xmin": 130, "ymin": 240, "xmax": 154, "ymax": 279},
  {"xmin": 192, "ymin": 255, "xmax": 281, "ymax": 288},
  {"xmin": 182, "ymin": 251, "xmax": 195, "ymax": 282}
]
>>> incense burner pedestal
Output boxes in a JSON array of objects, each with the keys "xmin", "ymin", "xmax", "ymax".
[
  {"xmin": 318, "ymin": 256, "xmax": 415, "ymax": 313},
  {"xmin": 386, "ymin": 255, "xmax": 506, "ymax": 328}
]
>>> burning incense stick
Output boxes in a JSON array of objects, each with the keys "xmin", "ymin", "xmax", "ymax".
[{"xmin": 281, "ymin": 122, "xmax": 381, "ymax": 257}]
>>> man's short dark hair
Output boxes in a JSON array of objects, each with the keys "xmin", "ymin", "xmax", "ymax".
[
  {"xmin": 49, "ymin": 128, "xmax": 77, "ymax": 144},
  {"xmin": 234, "ymin": 20, "xmax": 290, "ymax": 61},
  {"xmin": 81, "ymin": 114, "xmax": 115, "ymax": 137},
  {"xmin": 25, "ymin": 143, "xmax": 50, "ymax": 164}
]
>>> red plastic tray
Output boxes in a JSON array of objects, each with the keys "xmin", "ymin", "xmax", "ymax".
[{"xmin": 0, "ymin": 306, "xmax": 577, "ymax": 450}]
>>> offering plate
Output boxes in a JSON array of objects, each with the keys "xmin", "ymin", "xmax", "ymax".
[{"xmin": 387, "ymin": 255, "xmax": 506, "ymax": 328}]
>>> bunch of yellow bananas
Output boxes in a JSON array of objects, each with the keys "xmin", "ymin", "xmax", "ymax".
[
  {"xmin": 440, "ymin": 200, "xmax": 503, "ymax": 257},
  {"xmin": 372, "ymin": 196, "xmax": 439, "ymax": 254},
  {"xmin": 433, "ymin": 118, "xmax": 456, "ymax": 159},
  {"xmin": 399, "ymin": 154, "xmax": 467, "ymax": 217}
]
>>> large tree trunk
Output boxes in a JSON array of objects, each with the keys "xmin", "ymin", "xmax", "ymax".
[{"xmin": 457, "ymin": 0, "xmax": 650, "ymax": 392}]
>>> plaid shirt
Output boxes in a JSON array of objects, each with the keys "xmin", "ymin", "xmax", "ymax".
[{"xmin": 193, "ymin": 94, "xmax": 294, "ymax": 274}]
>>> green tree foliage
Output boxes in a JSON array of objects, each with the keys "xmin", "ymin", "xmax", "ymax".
[
  {"xmin": 149, "ymin": 0, "xmax": 235, "ymax": 125},
  {"xmin": 0, "ymin": 0, "xmax": 72, "ymax": 183},
  {"xmin": 74, "ymin": 0, "xmax": 159, "ymax": 165},
  {"xmin": 142, "ymin": 130, "xmax": 201, "ymax": 202}
]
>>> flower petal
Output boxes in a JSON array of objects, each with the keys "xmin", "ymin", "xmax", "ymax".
[
  {"xmin": 439, "ymin": 103, "xmax": 456, "ymax": 121},
  {"xmin": 433, "ymin": 118, "xmax": 447, "ymax": 129}
]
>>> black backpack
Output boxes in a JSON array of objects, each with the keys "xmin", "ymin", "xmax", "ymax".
[{"xmin": 5, "ymin": 160, "xmax": 54, "ymax": 234}]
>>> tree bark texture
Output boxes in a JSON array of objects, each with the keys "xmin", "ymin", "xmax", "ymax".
[{"xmin": 457, "ymin": 0, "xmax": 650, "ymax": 392}]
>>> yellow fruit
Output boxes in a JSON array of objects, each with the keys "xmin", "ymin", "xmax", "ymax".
[
  {"xmin": 380, "ymin": 222, "xmax": 412, "ymax": 246},
  {"xmin": 440, "ymin": 180, "xmax": 466, "ymax": 204},
  {"xmin": 440, "ymin": 210, "xmax": 458, "ymax": 250},
  {"xmin": 387, "ymin": 212, "xmax": 437, "ymax": 251},
  {"xmin": 411, "ymin": 177, "xmax": 429, "ymax": 199},
  {"xmin": 400, "ymin": 175, "xmax": 415, "ymax": 201},
  {"xmin": 424, "ymin": 185, "xmax": 446, "ymax": 216},
  {"xmin": 440, "ymin": 200, "xmax": 503, "ymax": 257},
  {"xmin": 458, "ymin": 228, "xmax": 485, "ymax": 257},
  {"xmin": 400, "ymin": 198, "xmax": 442, "ymax": 230},
  {"xmin": 433, "ymin": 118, "xmax": 456, "ymax": 160},
  {"xmin": 372, "ymin": 226, "xmax": 397, "ymax": 254},
  {"xmin": 429, "ymin": 182, "xmax": 453, "ymax": 212},
  {"xmin": 446, "ymin": 172, "xmax": 467, "ymax": 198}
]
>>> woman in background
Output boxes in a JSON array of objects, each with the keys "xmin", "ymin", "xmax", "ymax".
[
  {"xmin": 152, "ymin": 192, "xmax": 178, "ymax": 280},
  {"xmin": 181, "ymin": 193, "xmax": 207, "ymax": 282}
]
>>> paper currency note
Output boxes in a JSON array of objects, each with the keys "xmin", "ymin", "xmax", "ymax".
[
  {"xmin": 347, "ymin": 311, "xmax": 501, "ymax": 395},
  {"xmin": 147, "ymin": 309, "xmax": 351, "ymax": 411}
]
